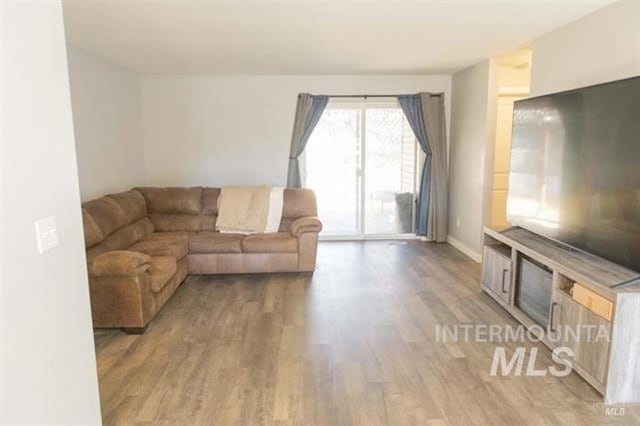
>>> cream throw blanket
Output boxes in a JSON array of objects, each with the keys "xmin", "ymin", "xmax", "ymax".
[{"xmin": 216, "ymin": 186, "xmax": 284, "ymax": 234}]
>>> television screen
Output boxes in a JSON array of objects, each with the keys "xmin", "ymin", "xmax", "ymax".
[{"xmin": 507, "ymin": 76, "xmax": 640, "ymax": 273}]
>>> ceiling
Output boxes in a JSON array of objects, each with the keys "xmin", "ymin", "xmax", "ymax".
[{"xmin": 62, "ymin": 0, "xmax": 614, "ymax": 75}]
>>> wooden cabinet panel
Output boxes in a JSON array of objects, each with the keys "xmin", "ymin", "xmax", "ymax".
[
  {"xmin": 551, "ymin": 290, "xmax": 611, "ymax": 385},
  {"xmin": 549, "ymin": 290, "xmax": 581, "ymax": 350},
  {"xmin": 482, "ymin": 246, "xmax": 512, "ymax": 304}
]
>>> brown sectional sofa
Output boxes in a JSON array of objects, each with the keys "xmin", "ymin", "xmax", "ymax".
[{"xmin": 81, "ymin": 187, "xmax": 321, "ymax": 333}]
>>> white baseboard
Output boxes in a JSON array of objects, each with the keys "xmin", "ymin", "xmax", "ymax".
[{"xmin": 447, "ymin": 235, "xmax": 482, "ymax": 263}]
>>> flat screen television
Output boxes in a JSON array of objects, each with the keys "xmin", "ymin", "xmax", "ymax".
[{"xmin": 507, "ymin": 76, "xmax": 640, "ymax": 273}]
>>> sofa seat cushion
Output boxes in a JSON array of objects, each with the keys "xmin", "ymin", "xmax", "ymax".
[
  {"xmin": 242, "ymin": 232, "xmax": 298, "ymax": 253},
  {"xmin": 129, "ymin": 236, "xmax": 189, "ymax": 260},
  {"xmin": 189, "ymin": 231, "xmax": 243, "ymax": 254},
  {"xmin": 149, "ymin": 256, "xmax": 177, "ymax": 292}
]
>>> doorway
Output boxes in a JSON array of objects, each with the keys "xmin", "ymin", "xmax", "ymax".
[{"xmin": 490, "ymin": 49, "xmax": 532, "ymax": 229}]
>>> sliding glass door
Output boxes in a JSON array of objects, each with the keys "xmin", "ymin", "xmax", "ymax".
[
  {"xmin": 305, "ymin": 107, "xmax": 361, "ymax": 235},
  {"xmin": 304, "ymin": 99, "xmax": 418, "ymax": 238}
]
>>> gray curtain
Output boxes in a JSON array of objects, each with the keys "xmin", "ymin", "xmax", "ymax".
[
  {"xmin": 421, "ymin": 93, "xmax": 448, "ymax": 242},
  {"xmin": 398, "ymin": 93, "xmax": 448, "ymax": 242},
  {"xmin": 397, "ymin": 95, "xmax": 431, "ymax": 237},
  {"xmin": 287, "ymin": 93, "xmax": 329, "ymax": 187}
]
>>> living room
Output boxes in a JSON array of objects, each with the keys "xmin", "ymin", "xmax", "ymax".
[{"xmin": 2, "ymin": 0, "xmax": 640, "ymax": 424}]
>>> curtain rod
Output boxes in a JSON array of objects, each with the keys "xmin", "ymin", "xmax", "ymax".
[{"xmin": 315, "ymin": 93, "xmax": 443, "ymax": 99}]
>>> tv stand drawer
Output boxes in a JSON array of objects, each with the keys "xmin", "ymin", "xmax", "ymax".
[{"xmin": 571, "ymin": 283, "xmax": 613, "ymax": 322}]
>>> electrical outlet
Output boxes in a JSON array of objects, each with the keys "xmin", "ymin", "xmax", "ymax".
[
  {"xmin": 35, "ymin": 216, "xmax": 58, "ymax": 254},
  {"xmin": 456, "ymin": 217, "xmax": 461, "ymax": 227}
]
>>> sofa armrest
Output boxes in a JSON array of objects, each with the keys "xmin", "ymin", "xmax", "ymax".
[
  {"xmin": 290, "ymin": 216, "xmax": 322, "ymax": 237},
  {"xmin": 88, "ymin": 274, "xmax": 155, "ymax": 329},
  {"xmin": 88, "ymin": 250, "xmax": 153, "ymax": 278}
]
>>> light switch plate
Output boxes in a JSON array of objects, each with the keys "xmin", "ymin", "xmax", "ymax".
[{"xmin": 35, "ymin": 216, "xmax": 58, "ymax": 254}]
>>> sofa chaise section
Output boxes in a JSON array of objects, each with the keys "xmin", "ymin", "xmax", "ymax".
[
  {"xmin": 82, "ymin": 191, "xmax": 189, "ymax": 332},
  {"xmin": 81, "ymin": 186, "xmax": 321, "ymax": 332}
]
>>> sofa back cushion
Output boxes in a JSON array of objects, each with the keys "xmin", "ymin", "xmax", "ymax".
[
  {"xmin": 108, "ymin": 190, "xmax": 147, "ymax": 223},
  {"xmin": 82, "ymin": 197, "xmax": 127, "ymax": 239},
  {"xmin": 201, "ymin": 187, "xmax": 220, "ymax": 215},
  {"xmin": 82, "ymin": 209, "xmax": 104, "ymax": 247},
  {"xmin": 82, "ymin": 191, "xmax": 154, "ymax": 259},
  {"xmin": 200, "ymin": 187, "xmax": 220, "ymax": 231},
  {"xmin": 135, "ymin": 187, "xmax": 205, "ymax": 232},
  {"xmin": 135, "ymin": 187, "xmax": 202, "ymax": 214}
]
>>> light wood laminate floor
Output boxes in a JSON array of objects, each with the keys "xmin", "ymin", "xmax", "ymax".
[{"xmin": 94, "ymin": 241, "xmax": 640, "ymax": 425}]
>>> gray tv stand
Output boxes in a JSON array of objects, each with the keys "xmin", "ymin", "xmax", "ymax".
[{"xmin": 481, "ymin": 226, "xmax": 640, "ymax": 404}]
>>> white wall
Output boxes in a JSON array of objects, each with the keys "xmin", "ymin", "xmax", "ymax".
[
  {"xmin": 1, "ymin": 1, "xmax": 102, "ymax": 424},
  {"xmin": 140, "ymin": 75, "xmax": 451, "ymax": 187},
  {"xmin": 530, "ymin": 0, "xmax": 640, "ymax": 96},
  {"xmin": 67, "ymin": 46, "xmax": 145, "ymax": 201},
  {"xmin": 447, "ymin": 60, "xmax": 497, "ymax": 260}
]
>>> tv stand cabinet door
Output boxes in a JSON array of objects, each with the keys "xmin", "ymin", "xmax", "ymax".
[
  {"xmin": 551, "ymin": 290, "xmax": 611, "ymax": 386},
  {"xmin": 482, "ymin": 246, "xmax": 513, "ymax": 304}
]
